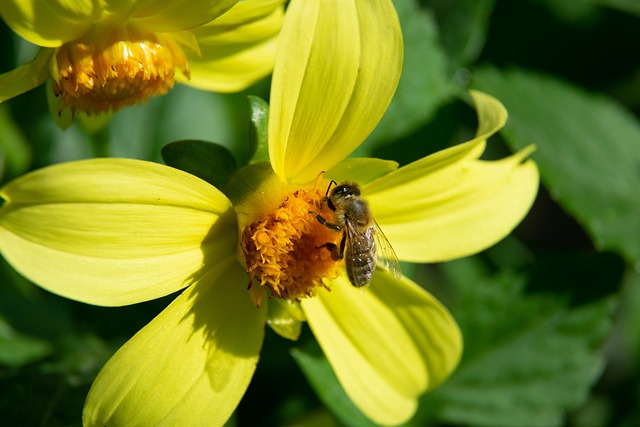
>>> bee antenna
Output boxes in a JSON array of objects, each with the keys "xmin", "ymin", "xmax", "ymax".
[{"xmin": 325, "ymin": 180, "xmax": 338, "ymax": 197}]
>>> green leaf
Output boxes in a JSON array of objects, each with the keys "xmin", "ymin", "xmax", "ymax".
[
  {"xmin": 291, "ymin": 343, "xmax": 381, "ymax": 427},
  {"xmin": 248, "ymin": 95, "xmax": 270, "ymax": 164},
  {"xmin": 426, "ymin": 0, "xmax": 496, "ymax": 68},
  {"xmin": 615, "ymin": 270, "xmax": 640, "ymax": 364},
  {"xmin": 472, "ymin": 67, "xmax": 640, "ymax": 265},
  {"xmin": 586, "ymin": 0, "xmax": 640, "ymax": 16},
  {"xmin": 0, "ymin": 315, "xmax": 51, "ymax": 367},
  {"xmin": 41, "ymin": 333, "xmax": 112, "ymax": 385},
  {"xmin": 161, "ymin": 139, "xmax": 237, "ymax": 190},
  {"xmin": 421, "ymin": 260, "xmax": 615, "ymax": 427},
  {"xmin": 535, "ymin": 0, "xmax": 599, "ymax": 22},
  {"xmin": 362, "ymin": 0, "xmax": 450, "ymax": 150}
]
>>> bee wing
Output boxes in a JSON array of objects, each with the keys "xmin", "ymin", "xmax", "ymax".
[{"xmin": 373, "ymin": 219, "xmax": 402, "ymax": 279}]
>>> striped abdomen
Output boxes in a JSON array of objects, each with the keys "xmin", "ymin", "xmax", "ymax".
[{"xmin": 345, "ymin": 225, "xmax": 376, "ymax": 287}]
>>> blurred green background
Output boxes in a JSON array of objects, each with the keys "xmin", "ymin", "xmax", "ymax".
[{"xmin": 1, "ymin": 0, "xmax": 639, "ymax": 426}]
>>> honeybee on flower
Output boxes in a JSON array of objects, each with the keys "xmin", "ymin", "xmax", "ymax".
[
  {"xmin": 0, "ymin": 0, "xmax": 539, "ymax": 425},
  {"xmin": 314, "ymin": 179, "xmax": 402, "ymax": 288}
]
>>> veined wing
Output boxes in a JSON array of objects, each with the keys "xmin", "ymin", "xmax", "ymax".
[{"xmin": 373, "ymin": 219, "xmax": 402, "ymax": 279}]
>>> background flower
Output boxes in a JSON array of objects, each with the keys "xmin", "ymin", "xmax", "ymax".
[{"xmin": 0, "ymin": 0, "xmax": 284, "ymax": 118}]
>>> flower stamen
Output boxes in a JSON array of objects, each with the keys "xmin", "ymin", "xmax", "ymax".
[
  {"xmin": 53, "ymin": 25, "xmax": 189, "ymax": 114},
  {"xmin": 241, "ymin": 187, "xmax": 341, "ymax": 306}
]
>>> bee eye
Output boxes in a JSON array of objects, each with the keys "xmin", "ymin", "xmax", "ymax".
[
  {"xmin": 330, "ymin": 183, "xmax": 360, "ymax": 198},
  {"xmin": 333, "ymin": 186, "xmax": 349, "ymax": 196}
]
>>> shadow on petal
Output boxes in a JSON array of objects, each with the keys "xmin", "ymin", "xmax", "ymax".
[{"xmin": 83, "ymin": 257, "xmax": 266, "ymax": 426}]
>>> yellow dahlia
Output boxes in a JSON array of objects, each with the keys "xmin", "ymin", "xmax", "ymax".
[
  {"xmin": 0, "ymin": 0, "xmax": 539, "ymax": 425},
  {"xmin": 0, "ymin": 0, "xmax": 284, "ymax": 115}
]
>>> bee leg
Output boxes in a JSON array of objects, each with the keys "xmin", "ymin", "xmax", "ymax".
[
  {"xmin": 317, "ymin": 233, "xmax": 346, "ymax": 261},
  {"xmin": 313, "ymin": 211, "xmax": 344, "ymax": 261},
  {"xmin": 338, "ymin": 231, "xmax": 346, "ymax": 258},
  {"xmin": 314, "ymin": 212, "xmax": 341, "ymax": 232},
  {"xmin": 318, "ymin": 242, "xmax": 343, "ymax": 261}
]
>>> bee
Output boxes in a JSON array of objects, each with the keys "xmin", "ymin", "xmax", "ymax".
[{"xmin": 314, "ymin": 180, "xmax": 402, "ymax": 287}]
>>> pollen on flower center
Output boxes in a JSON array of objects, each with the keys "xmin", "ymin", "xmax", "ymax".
[
  {"xmin": 241, "ymin": 187, "xmax": 342, "ymax": 306},
  {"xmin": 53, "ymin": 26, "xmax": 189, "ymax": 115}
]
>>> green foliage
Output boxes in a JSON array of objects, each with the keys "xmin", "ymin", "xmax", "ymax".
[
  {"xmin": 0, "ymin": 316, "xmax": 51, "ymax": 367},
  {"xmin": 426, "ymin": 0, "xmax": 496, "ymax": 68},
  {"xmin": 424, "ymin": 260, "xmax": 615, "ymax": 427},
  {"xmin": 248, "ymin": 95, "xmax": 270, "ymax": 164},
  {"xmin": 472, "ymin": 67, "xmax": 640, "ymax": 265},
  {"xmin": 161, "ymin": 140, "xmax": 238, "ymax": 189},
  {"xmin": 291, "ymin": 344, "xmax": 379, "ymax": 427},
  {"xmin": 590, "ymin": 0, "xmax": 640, "ymax": 15},
  {"xmin": 363, "ymin": 0, "xmax": 450, "ymax": 150}
]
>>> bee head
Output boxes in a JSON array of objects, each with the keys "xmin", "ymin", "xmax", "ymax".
[{"xmin": 329, "ymin": 181, "xmax": 361, "ymax": 198}]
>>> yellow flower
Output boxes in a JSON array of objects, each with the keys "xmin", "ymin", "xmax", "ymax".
[
  {"xmin": 0, "ymin": 0, "xmax": 284, "ymax": 115},
  {"xmin": 0, "ymin": 0, "xmax": 539, "ymax": 425}
]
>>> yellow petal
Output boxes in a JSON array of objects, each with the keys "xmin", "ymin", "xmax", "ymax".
[
  {"xmin": 363, "ymin": 91, "xmax": 539, "ymax": 262},
  {"xmin": 181, "ymin": 38, "xmax": 277, "ymax": 92},
  {"xmin": 268, "ymin": 0, "xmax": 403, "ymax": 184},
  {"xmin": 301, "ymin": 273, "xmax": 462, "ymax": 426},
  {"xmin": 325, "ymin": 158, "xmax": 399, "ymax": 186},
  {"xmin": 200, "ymin": 0, "xmax": 284, "ymax": 25},
  {"xmin": 83, "ymin": 258, "xmax": 266, "ymax": 427},
  {"xmin": 131, "ymin": 0, "xmax": 237, "ymax": 33},
  {"xmin": 176, "ymin": 9, "xmax": 282, "ymax": 92},
  {"xmin": 0, "ymin": 49, "xmax": 53, "ymax": 102},
  {"xmin": 0, "ymin": 159, "xmax": 235, "ymax": 306},
  {"xmin": 180, "ymin": 1, "xmax": 284, "ymax": 92},
  {"xmin": 0, "ymin": 0, "xmax": 98, "ymax": 47}
]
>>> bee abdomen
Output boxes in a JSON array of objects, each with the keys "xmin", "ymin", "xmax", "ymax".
[
  {"xmin": 346, "ymin": 239, "xmax": 376, "ymax": 288},
  {"xmin": 346, "ymin": 256, "xmax": 376, "ymax": 287}
]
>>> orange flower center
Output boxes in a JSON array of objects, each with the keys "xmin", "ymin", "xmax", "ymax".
[
  {"xmin": 241, "ymin": 187, "xmax": 342, "ymax": 306},
  {"xmin": 53, "ymin": 26, "xmax": 189, "ymax": 115}
]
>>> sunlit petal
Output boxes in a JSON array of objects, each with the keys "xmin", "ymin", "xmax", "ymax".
[
  {"xmin": 0, "ymin": 0, "xmax": 98, "ymax": 47},
  {"xmin": 181, "ymin": 1, "xmax": 284, "ymax": 92},
  {"xmin": 83, "ymin": 259, "xmax": 266, "ymax": 427},
  {"xmin": 301, "ymin": 273, "xmax": 462, "ymax": 425},
  {"xmin": 269, "ymin": 0, "xmax": 402, "ymax": 184},
  {"xmin": 363, "ymin": 91, "xmax": 539, "ymax": 262},
  {"xmin": 0, "ymin": 159, "xmax": 235, "ymax": 306},
  {"xmin": 131, "ymin": 0, "xmax": 237, "ymax": 33},
  {"xmin": 182, "ymin": 38, "xmax": 277, "ymax": 92},
  {"xmin": 325, "ymin": 158, "xmax": 399, "ymax": 186},
  {"xmin": 199, "ymin": 0, "xmax": 284, "ymax": 25},
  {"xmin": 367, "ymin": 150, "xmax": 538, "ymax": 263}
]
